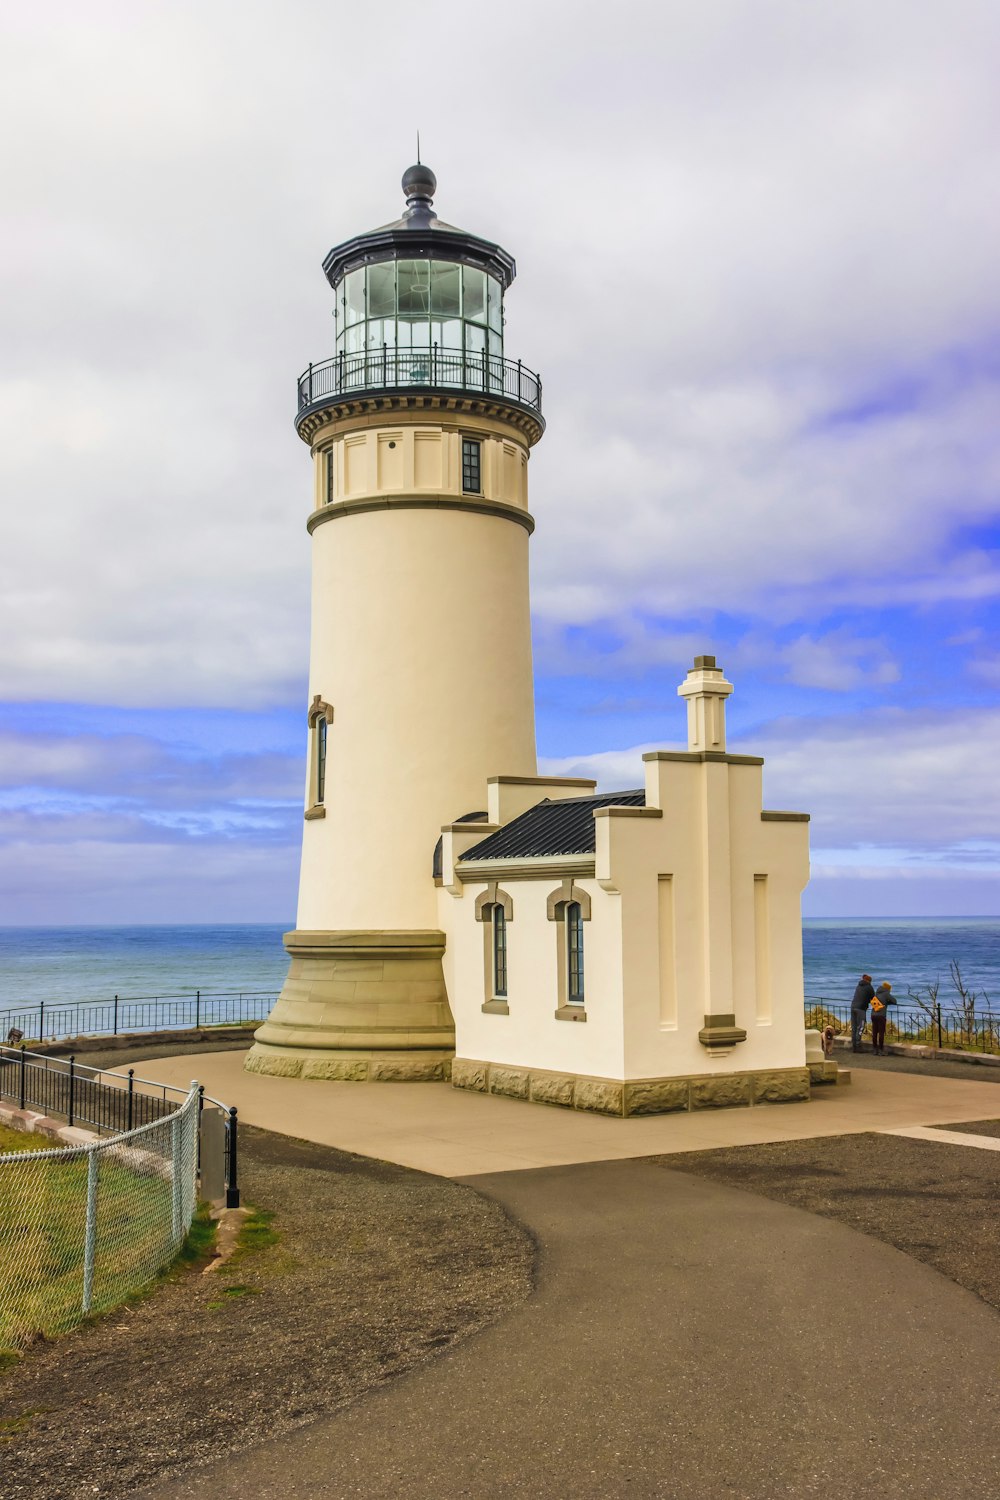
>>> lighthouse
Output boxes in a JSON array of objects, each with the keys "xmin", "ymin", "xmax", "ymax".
[
  {"xmin": 247, "ymin": 164, "xmax": 546, "ymax": 1081},
  {"xmin": 249, "ymin": 165, "xmax": 817, "ymax": 1113}
]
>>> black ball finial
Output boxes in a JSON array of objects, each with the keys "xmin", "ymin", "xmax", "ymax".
[{"xmin": 402, "ymin": 163, "xmax": 436, "ymax": 202}]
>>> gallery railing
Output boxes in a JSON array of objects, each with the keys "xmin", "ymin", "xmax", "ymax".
[
  {"xmin": 0, "ymin": 990, "xmax": 275, "ymax": 1048},
  {"xmin": 804, "ymin": 996, "xmax": 1000, "ymax": 1054},
  {"xmin": 297, "ymin": 346, "xmax": 543, "ymax": 414}
]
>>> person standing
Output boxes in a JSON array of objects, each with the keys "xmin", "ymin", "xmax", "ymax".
[
  {"xmin": 850, "ymin": 974, "xmax": 875, "ymax": 1052},
  {"xmin": 870, "ymin": 982, "xmax": 896, "ymax": 1055}
]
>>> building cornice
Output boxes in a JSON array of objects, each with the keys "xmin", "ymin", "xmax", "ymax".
[
  {"xmin": 642, "ymin": 751, "xmax": 765, "ymax": 767},
  {"xmin": 457, "ymin": 855, "xmax": 596, "ymax": 883}
]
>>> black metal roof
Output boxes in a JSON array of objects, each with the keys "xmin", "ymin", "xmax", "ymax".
[
  {"xmin": 459, "ymin": 791, "xmax": 646, "ymax": 863},
  {"xmin": 322, "ymin": 165, "xmax": 516, "ymax": 291}
]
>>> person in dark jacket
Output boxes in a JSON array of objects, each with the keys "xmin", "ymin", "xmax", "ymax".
[
  {"xmin": 870, "ymin": 982, "xmax": 896, "ymax": 1055},
  {"xmin": 850, "ymin": 975, "xmax": 875, "ymax": 1051}
]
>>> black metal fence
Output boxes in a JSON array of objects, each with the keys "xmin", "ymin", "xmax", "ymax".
[
  {"xmin": 297, "ymin": 345, "xmax": 543, "ymax": 415},
  {"xmin": 0, "ymin": 1044, "xmax": 240, "ymax": 1207},
  {"xmin": 804, "ymin": 996, "xmax": 1000, "ymax": 1054},
  {"xmin": 1, "ymin": 990, "xmax": 275, "ymax": 1048}
]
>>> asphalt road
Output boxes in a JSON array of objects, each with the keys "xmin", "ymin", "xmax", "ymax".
[{"xmin": 142, "ymin": 1156, "xmax": 1000, "ymax": 1500}]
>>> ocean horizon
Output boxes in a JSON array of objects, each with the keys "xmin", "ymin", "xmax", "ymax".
[{"xmin": 0, "ymin": 918, "xmax": 997, "ymax": 1013}]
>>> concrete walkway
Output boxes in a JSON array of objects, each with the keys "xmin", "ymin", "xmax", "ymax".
[
  {"xmin": 144, "ymin": 1156, "xmax": 1000, "ymax": 1500},
  {"xmin": 127, "ymin": 1047, "xmax": 1000, "ymax": 1176}
]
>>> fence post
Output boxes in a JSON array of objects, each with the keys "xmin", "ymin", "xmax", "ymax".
[
  {"xmin": 195, "ymin": 990, "xmax": 201, "ymax": 1030},
  {"xmin": 81, "ymin": 1147, "xmax": 99, "ymax": 1314},
  {"xmin": 38, "ymin": 999, "xmax": 44, "ymax": 1043},
  {"xmin": 936, "ymin": 1002, "xmax": 943, "ymax": 1051},
  {"xmin": 68, "ymin": 1055, "xmax": 76, "ymax": 1127},
  {"xmin": 113, "ymin": 994, "xmax": 119, "ymax": 1035},
  {"xmin": 19, "ymin": 1042, "xmax": 26, "ymax": 1109},
  {"xmin": 171, "ymin": 1113, "xmax": 183, "ymax": 1245},
  {"xmin": 226, "ymin": 1106, "xmax": 240, "ymax": 1208},
  {"xmin": 127, "ymin": 1068, "xmax": 134, "ymax": 1131}
]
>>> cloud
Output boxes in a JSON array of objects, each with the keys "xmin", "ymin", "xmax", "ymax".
[
  {"xmin": 0, "ymin": 729, "xmax": 301, "ymax": 807},
  {"xmin": 540, "ymin": 704, "xmax": 1000, "ymax": 860},
  {"xmin": 0, "ymin": 2, "xmax": 998, "ymax": 704}
]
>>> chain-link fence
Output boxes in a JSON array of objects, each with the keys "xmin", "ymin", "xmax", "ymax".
[{"xmin": 0, "ymin": 1086, "xmax": 199, "ymax": 1355}]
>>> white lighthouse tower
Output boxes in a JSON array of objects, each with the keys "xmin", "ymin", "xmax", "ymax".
[{"xmin": 248, "ymin": 164, "xmax": 546, "ymax": 1080}]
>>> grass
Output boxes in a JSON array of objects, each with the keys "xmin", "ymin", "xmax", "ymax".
[
  {"xmin": 0, "ymin": 1123, "xmax": 48, "ymax": 1155},
  {"xmin": 0, "ymin": 1134, "xmax": 209, "ymax": 1358},
  {"xmin": 230, "ymin": 1208, "xmax": 279, "ymax": 1261}
]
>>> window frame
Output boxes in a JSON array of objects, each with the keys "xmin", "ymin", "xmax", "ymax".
[
  {"xmin": 491, "ymin": 904, "xmax": 508, "ymax": 999},
  {"xmin": 565, "ymin": 902, "xmax": 585, "ymax": 1007},
  {"xmin": 305, "ymin": 696, "xmax": 334, "ymax": 819},
  {"xmin": 462, "ymin": 437, "xmax": 482, "ymax": 495}
]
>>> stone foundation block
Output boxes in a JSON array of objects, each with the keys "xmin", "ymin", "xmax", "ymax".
[
  {"xmin": 368, "ymin": 1058, "xmax": 447, "ymax": 1083},
  {"xmin": 751, "ymin": 1068, "xmax": 810, "ymax": 1104},
  {"xmin": 244, "ymin": 1050, "xmax": 304, "ymax": 1078},
  {"xmin": 301, "ymin": 1059, "xmax": 369, "ymax": 1082},
  {"xmin": 452, "ymin": 1058, "xmax": 488, "ymax": 1092},
  {"xmin": 529, "ymin": 1072, "xmax": 575, "ymax": 1108},
  {"xmin": 573, "ymin": 1078, "xmax": 625, "ymax": 1116},
  {"xmin": 489, "ymin": 1066, "xmax": 530, "ymax": 1100},
  {"xmin": 624, "ymin": 1079, "xmax": 690, "ymax": 1116},
  {"xmin": 690, "ymin": 1074, "xmax": 753, "ymax": 1110}
]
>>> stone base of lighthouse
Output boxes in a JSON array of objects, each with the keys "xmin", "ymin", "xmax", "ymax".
[{"xmin": 245, "ymin": 930, "xmax": 456, "ymax": 1082}]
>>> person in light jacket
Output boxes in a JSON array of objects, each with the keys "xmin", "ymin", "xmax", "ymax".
[
  {"xmin": 850, "ymin": 975, "xmax": 875, "ymax": 1052},
  {"xmin": 870, "ymin": 982, "xmax": 896, "ymax": 1055}
]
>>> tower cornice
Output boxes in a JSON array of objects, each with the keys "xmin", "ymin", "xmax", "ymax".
[
  {"xmin": 296, "ymin": 390, "xmax": 545, "ymax": 447},
  {"xmin": 306, "ymin": 493, "xmax": 535, "ymax": 535}
]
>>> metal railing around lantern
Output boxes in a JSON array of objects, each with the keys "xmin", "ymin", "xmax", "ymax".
[{"xmin": 297, "ymin": 346, "xmax": 543, "ymax": 415}]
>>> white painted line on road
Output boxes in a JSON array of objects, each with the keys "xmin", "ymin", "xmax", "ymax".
[{"xmin": 879, "ymin": 1125, "xmax": 1000, "ymax": 1152}]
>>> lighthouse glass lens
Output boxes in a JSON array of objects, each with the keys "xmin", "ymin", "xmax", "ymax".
[
  {"xmin": 463, "ymin": 267, "xmax": 486, "ymax": 324},
  {"xmin": 397, "ymin": 260, "xmax": 431, "ymax": 314},
  {"xmin": 487, "ymin": 275, "xmax": 503, "ymax": 332},
  {"xmin": 430, "ymin": 262, "xmax": 461, "ymax": 316},
  {"xmin": 344, "ymin": 268, "xmax": 365, "ymax": 328},
  {"xmin": 368, "ymin": 262, "xmax": 395, "ymax": 318}
]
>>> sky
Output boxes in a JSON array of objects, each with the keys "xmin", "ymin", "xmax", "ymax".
[{"xmin": 1, "ymin": 0, "xmax": 999, "ymax": 923}]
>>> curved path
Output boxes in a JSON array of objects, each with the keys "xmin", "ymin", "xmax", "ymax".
[{"xmin": 145, "ymin": 1157, "xmax": 1000, "ymax": 1500}]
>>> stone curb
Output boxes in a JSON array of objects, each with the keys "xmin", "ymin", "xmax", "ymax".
[{"xmin": 833, "ymin": 1037, "xmax": 1000, "ymax": 1069}]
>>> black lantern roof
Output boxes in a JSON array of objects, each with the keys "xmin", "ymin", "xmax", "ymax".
[{"xmin": 322, "ymin": 164, "xmax": 517, "ymax": 291}]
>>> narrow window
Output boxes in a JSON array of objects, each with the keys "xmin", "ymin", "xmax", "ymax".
[
  {"xmin": 462, "ymin": 438, "xmax": 481, "ymax": 494},
  {"xmin": 325, "ymin": 448, "xmax": 335, "ymax": 505},
  {"xmin": 566, "ymin": 902, "xmax": 585, "ymax": 1006},
  {"xmin": 491, "ymin": 905, "xmax": 508, "ymax": 999},
  {"xmin": 315, "ymin": 717, "xmax": 328, "ymax": 804}
]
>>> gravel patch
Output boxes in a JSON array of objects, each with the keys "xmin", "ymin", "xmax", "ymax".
[
  {"xmin": 931, "ymin": 1117, "xmax": 1000, "ymax": 1140},
  {"xmin": 0, "ymin": 1126, "xmax": 534, "ymax": 1499},
  {"xmin": 650, "ymin": 1131, "xmax": 1000, "ymax": 1313}
]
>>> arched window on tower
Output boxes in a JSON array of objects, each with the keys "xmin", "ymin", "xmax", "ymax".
[{"xmin": 305, "ymin": 696, "xmax": 334, "ymax": 819}]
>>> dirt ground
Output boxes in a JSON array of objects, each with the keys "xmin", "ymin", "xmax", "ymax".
[
  {"xmin": 654, "ymin": 1119, "xmax": 1000, "ymax": 1312},
  {"xmin": 0, "ymin": 1126, "xmax": 535, "ymax": 1500}
]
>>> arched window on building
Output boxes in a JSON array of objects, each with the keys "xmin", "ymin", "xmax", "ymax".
[
  {"xmin": 475, "ymin": 884, "xmax": 513, "ymax": 1013},
  {"xmin": 565, "ymin": 902, "xmax": 585, "ymax": 1007},
  {"xmin": 546, "ymin": 881, "xmax": 592, "ymax": 1020},
  {"xmin": 491, "ymin": 904, "xmax": 508, "ymax": 999}
]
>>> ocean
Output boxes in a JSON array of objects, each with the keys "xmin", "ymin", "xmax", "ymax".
[{"xmin": 0, "ymin": 919, "xmax": 997, "ymax": 1013}]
